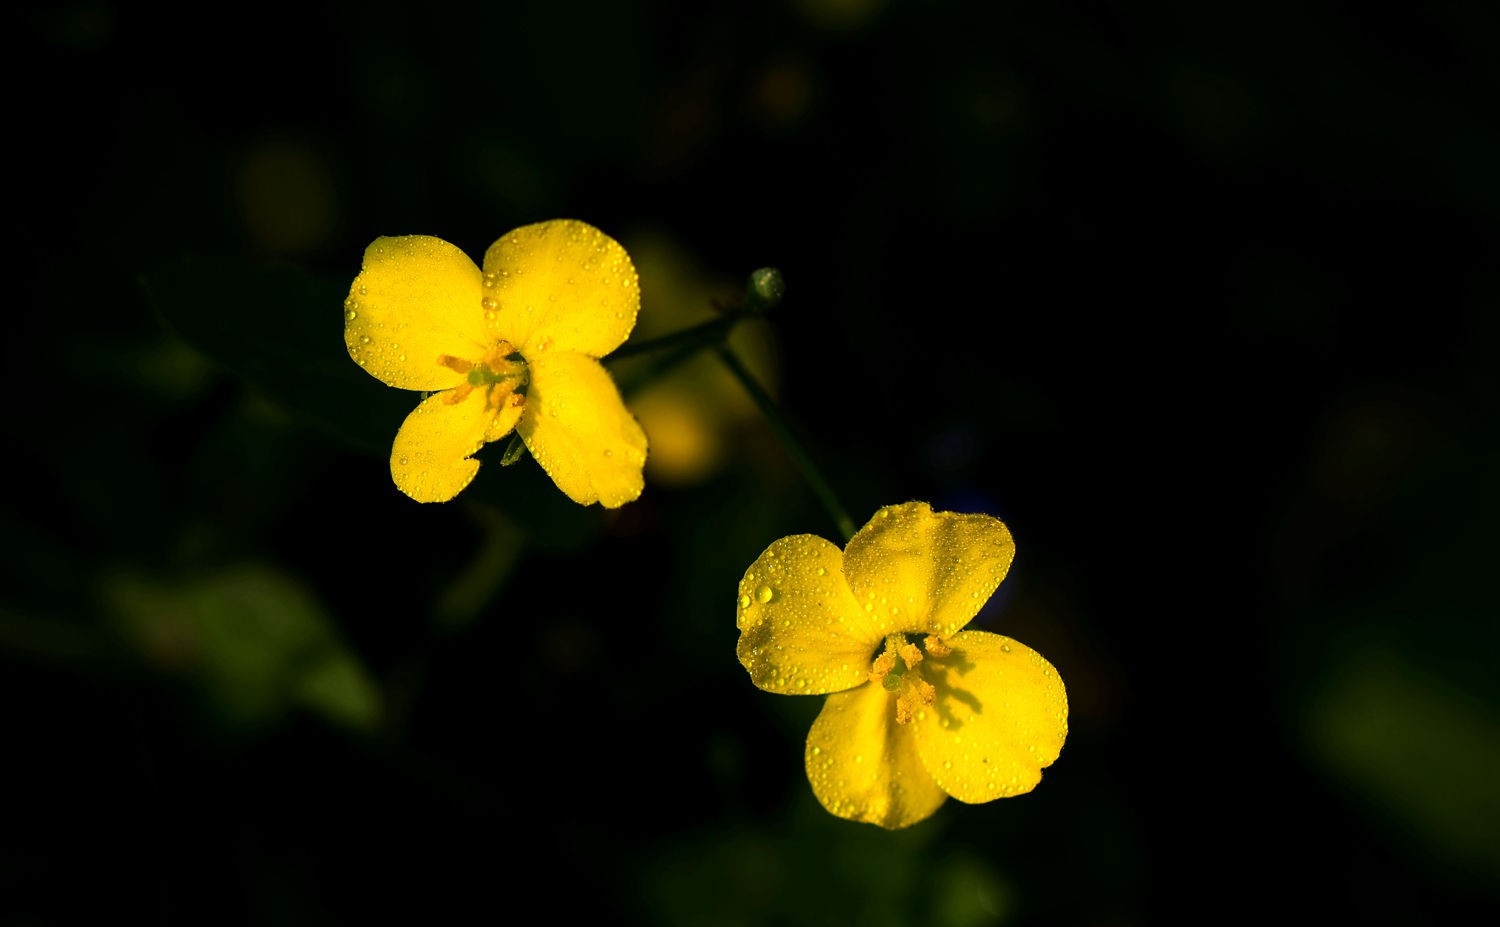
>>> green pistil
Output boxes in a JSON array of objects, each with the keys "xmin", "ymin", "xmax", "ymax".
[
  {"xmin": 881, "ymin": 659, "xmax": 906, "ymax": 691},
  {"xmin": 467, "ymin": 367, "xmax": 518, "ymax": 387}
]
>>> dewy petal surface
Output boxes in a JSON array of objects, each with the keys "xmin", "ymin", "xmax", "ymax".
[
  {"xmin": 518, "ymin": 351, "xmax": 646, "ymax": 508},
  {"xmin": 913, "ymin": 630, "xmax": 1068, "ymax": 804},
  {"xmin": 482, "ymin": 219, "xmax": 639, "ymax": 358},
  {"xmin": 736, "ymin": 535, "xmax": 886, "ymax": 695},
  {"xmin": 347, "ymin": 236, "xmax": 489, "ymax": 391},
  {"xmin": 806, "ymin": 684, "xmax": 949, "ymax": 829},
  {"xmin": 389, "ymin": 388, "xmax": 496, "ymax": 503},
  {"xmin": 842, "ymin": 502, "xmax": 1016, "ymax": 638}
]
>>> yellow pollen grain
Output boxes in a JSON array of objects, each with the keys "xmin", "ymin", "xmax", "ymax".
[{"xmin": 923, "ymin": 635, "xmax": 952, "ymax": 657}]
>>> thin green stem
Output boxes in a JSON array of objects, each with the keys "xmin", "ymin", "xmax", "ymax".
[
  {"xmin": 610, "ymin": 313, "xmax": 740, "ymax": 361},
  {"xmin": 714, "ymin": 344, "xmax": 857, "ymax": 543}
]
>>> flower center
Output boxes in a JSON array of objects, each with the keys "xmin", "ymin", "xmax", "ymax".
[
  {"xmin": 869, "ymin": 632, "xmax": 953, "ymax": 724},
  {"xmin": 437, "ymin": 340, "xmax": 529, "ymax": 412}
]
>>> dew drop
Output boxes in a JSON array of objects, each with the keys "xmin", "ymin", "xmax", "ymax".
[
  {"xmin": 345, "ymin": 309, "xmax": 357, "ymax": 321},
  {"xmin": 815, "ymin": 566, "xmax": 826, "ymax": 576},
  {"xmin": 360, "ymin": 335, "xmax": 371, "ymax": 344},
  {"xmin": 738, "ymin": 594, "xmax": 751, "ymax": 609},
  {"xmin": 755, "ymin": 585, "xmax": 774, "ymax": 604},
  {"xmin": 1001, "ymin": 643, "xmax": 1012, "ymax": 653},
  {"xmin": 481, "ymin": 297, "xmax": 497, "ymax": 310},
  {"xmin": 357, "ymin": 285, "xmax": 368, "ymax": 296}
]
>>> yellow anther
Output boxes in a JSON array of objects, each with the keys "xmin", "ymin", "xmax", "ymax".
[
  {"xmin": 438, "ymin": 354, "xmax": 473, "ymax": 374},
  {"xmin": 915, "ymin": 679, "xmax": 936, "ymax": 705},
  {"xmin": 480, "ymin": 339, "xmax": 520, "ymax": 369},
  {"xmin": 485, "ymin": 379, "xmax": 517, "ymax": 411},
  {"xmin": 895, "ymin": 694, "xmax": 914, "ymax": 725},
  {"xmin": 894, "ymin": 681, "xmax": 935, "ymax": 725},
  {"xmin": 899, "ymin": 642, "xmax": 924, "ymax": 667},
  {"xmin": 870, "ymin": 650, "xmax": 896, "ymax": 683},
  {"xmin": 444, "ymin": 382, "xmax": 475, "ymax": 404},
  {"xmin": 923, "ymin": 635, "xmax": 952, "ymax": 657}
]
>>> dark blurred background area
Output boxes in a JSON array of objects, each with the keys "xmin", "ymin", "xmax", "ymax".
[{"xmin": 8, "ymin": 0, "xmax": 1499, "ymax": 924}]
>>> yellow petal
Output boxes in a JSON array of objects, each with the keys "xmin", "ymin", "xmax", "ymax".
[
  {"xmin": 518, "ymin": 351, "xmax": 646, "ymax": 507},
  {"xmin": 484, "ymin": 393, "xmax": 525, "ymax": 443},
  {"xmin": 735, "ymin": 534, "xmax": 889, "ymax": 695},
  {"xmin": 913, "ymin": 630, "xmax": 1068, "ymax": 804},
  {"xmin": 390, "ymin": 388, "xmax": 497, "ymax": 503},
  {"xmin": 842, "ymin": 502, "xmax": 1015, "ymax": 638},
  {"xmin": 482, "ymin": 219, "xmax": 639, "ymax": 358},
  {"xmin": 805, "ymin": 684, "xmax": 949, "ymax": 829},
  {"xmin": 347, "ymin": 236, "xmax": 490, "ymax": 391}
]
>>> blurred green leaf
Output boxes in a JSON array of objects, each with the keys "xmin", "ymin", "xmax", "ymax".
[
  {"xmin": 141, "ymin": 253, "xmax": 603, "ymax": 549},
  {"xmin": 103, "ymin": 563, "xmax": 381, "ymax": 734},
  {"xmin": 1308, "ymin": 643, "xmax": 1500, "ymax": 890}
]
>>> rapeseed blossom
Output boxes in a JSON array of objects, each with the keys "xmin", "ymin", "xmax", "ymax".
[
  {"xmin": 737, "ymin": 501, "xmax": 1067, "ymax": 828},
  {"xmin": 344, "ymin": 219, "xmax": 646, "ymax": 505}
]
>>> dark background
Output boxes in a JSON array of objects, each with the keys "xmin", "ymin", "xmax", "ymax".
[{"xmin": 9, "ymin": 1, "xmax": 1499, "ymax": 924}]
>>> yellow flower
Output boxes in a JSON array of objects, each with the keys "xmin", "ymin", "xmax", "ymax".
[
  {"xmin": 736, "ymin": 501, "xmax": 1068, "ymax": 829},
  {"xmin": 344, "ymin": 219, "xmax": 647, "ymax": 506}
]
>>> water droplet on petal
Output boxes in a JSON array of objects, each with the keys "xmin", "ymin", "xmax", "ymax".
[{"xmin": 755, "ymin": 585, "xmax": 774, "ymax": 604}]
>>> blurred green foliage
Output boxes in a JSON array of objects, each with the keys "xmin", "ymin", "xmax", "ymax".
[{"xmin": 8, "ymin": 0, "xmax": 1500, "ymax": 924}]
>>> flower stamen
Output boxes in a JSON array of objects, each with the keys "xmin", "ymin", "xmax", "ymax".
[
  {"xmin": 437, "ymin": 341, "xmax": 529, "ymax": 412},
  {"xmin": 869, "ymin": 633, "xmax": 943, "ymax": 725}
]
